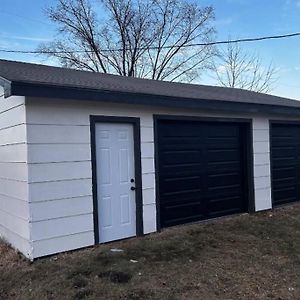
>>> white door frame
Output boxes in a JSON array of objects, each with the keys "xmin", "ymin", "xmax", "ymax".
[{"xmin": 90, "ymin": 115, "xmax": 143, "ymax": 244}]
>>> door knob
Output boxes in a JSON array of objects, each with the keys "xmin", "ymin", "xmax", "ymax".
[{"xmin": 131, "ymin": 186, "xmax": 136, "ymax": 191}]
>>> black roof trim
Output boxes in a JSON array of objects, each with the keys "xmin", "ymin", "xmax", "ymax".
[
  {"xmin": 0, "ymin": 59, "xmax": 300, "ymax": 116},
  {"xmin": 10, "ymin": 80, "xmax": 300, "ymax": 116}
]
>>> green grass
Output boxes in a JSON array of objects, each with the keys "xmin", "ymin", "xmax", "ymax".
[{"xmin": 1, "ymin": 204, "xmax": 300, "ymax": 299}]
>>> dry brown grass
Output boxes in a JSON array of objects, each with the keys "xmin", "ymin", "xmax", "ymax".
[{"xmin": 1, "ymin": 204, "xmax": 300, "ymax": 299}]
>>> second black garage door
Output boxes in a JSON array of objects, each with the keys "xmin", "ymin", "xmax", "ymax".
[
  {"xmin": 271, "ymin": 123, "xmax": 300, "ymax": 206},
  {"xmin": 156, "ymin": 118, "xmax": 250, "ymax": 228}
]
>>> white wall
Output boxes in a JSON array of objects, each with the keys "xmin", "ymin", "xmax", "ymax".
[
  {"xmin": 0, "ymin": 93, "xmax": 31, "ymax": 258},
  {"xmin": 252, "ymin": 118, "xmax": 272, "ymax": 210},
  {"xmin": 25, "ymin": 97, "xmax": 297, "ymax": 258},
  {"xmin": 25, "ymin": 99, "xmax": 158, "ymax": 258}
]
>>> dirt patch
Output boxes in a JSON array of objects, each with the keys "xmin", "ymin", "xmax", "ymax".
[
  {"xmin": 1, "ymin": 204, "xmax": 300, "ymax": 299},
  {"xmin": 98, "ymin": 271, "xmax": 132, "ymax": 284}
]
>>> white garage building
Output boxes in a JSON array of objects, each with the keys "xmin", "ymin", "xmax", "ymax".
[{"xmin": 0, "ymin": 59, "xmax": 299, "ymax": 260}]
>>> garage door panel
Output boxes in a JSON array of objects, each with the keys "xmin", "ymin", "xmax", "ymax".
[
  {"xmin": 207, "ymin": 186, "xmax": 242, "ymax": 200},
  {"xmin": 272, "ymin": 166, "xmax": 296, "ymax": 179},
  {"xmin": 207, "ymin": 149, "xmax": 240, "ymax": 163},
  {"xmin": 273, "ymin": 187, "xmax": 296, "ymax": 201},
  {"xmin": 271, "ymin": 138, "xmax": 295, "ymax": 147},
  {"xmin": 272, "ymin": 157, "xmax": 296, "ymax": 167},
  {"xmin": 207, "ymin": 140, "xmax": 240, "ymax": 149},
  {"xmin": 157, "ymin": 119, "xmax": 248, "ymax": 227},
  {"xmin": 207, "ymin": 161, "xmax": 240, "ymax": 173},
  {"xmin": 208, "ymin": 198, "xmax": 243, "ymax": 217},
  {"xmin": 161, "ymin": 138, "xmax": 201, "ymax": 148},
  {"xmin": 272, "ymin": 147, "xmax": 297, "ymax": 158},
  {"xmin": 161, "ymin": 192, "xmax": 203, "ymax": 206},
  {"xmin": 271, "ymin": 123, "xmax": 300, "ymax": 206},
  {"xmin": 161, "ymin": 151, "xmax": 202, "ymax": 166},
  {"xmin": 162, "ymin": 202, "xmax": 205, "ymax": 227},
  {"xmin": 272, "ymin": 126, "xmax": 296, "ymax": 137},
  {"xmin": 272, "ymin": 177, "xmax": 296, "ymax": 188},
  {"xmin": 207, "ymin": 124, "xmax": 238, "ymax": 135},
  {"xmin": 207, "ymin": 172, "xmax": 240, "ymax": 186},
  {"xmin": 161, "ymin": 177, "xmax": 202, "ymax": 194}
]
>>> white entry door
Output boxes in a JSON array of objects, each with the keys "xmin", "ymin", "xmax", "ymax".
[{"xmin": 95, "ymin": 123, "xmax": 136, "ymax": 243}]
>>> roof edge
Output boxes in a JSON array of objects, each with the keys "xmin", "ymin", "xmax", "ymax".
[{"xmin": 9, "ymin": 80, "xmax": 300, "ymax": 117}]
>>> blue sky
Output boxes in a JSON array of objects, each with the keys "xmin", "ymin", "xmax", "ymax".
[{"xmin": 0, "ymin": 0, "xmax": 300, "ymax": 99}]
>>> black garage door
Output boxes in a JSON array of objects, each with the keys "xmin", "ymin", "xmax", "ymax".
[
  {"xmin": 156, "ymin": 119, "xmax": 250, "ymax": 228},
  {"xmin": 271, "ymin": 123, "xmax": 300, "ymax": 206}
]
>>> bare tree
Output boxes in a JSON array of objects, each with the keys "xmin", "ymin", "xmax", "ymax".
[
  {"xmin": 213, "ymin": 41, "xmax": 277, "ymax": 93},
  {"xmin": 39, "ymin": 0, "xmax": 216, "ymax": 82}
]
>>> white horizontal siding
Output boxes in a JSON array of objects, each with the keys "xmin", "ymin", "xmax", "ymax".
[
  {"xmin": 26, "ymin": 97, "xmax": 300, "ymax": 258},
  {"xmin": 0, "ymin": 124, "xmax": 27, "ymax": 145},
  {"xmin": 26, "ymin": 100, "xmax": 155, "ymax": 126},
  {"xmin": 141, "ymin": 158, "xmax": 155, "ymax": 174},
  {"xmin": 0, "ymin": 178, "xmax": 28, "ymax": 201},
  {"xmin": 252, "ymin": 118, "xmax": 272, "ymax": 211},
  {"xmin": 0, "ymin": 162, "xmax": 28, "ymax": 182},
  {"xmin": 32, "ymin": 231, "xmax": 94, "ymax": 258},
  {"xmin": 254, "ymin": 176, "xmax": 271, "ymax": 189},
  {"xmin": 141, "ymin": 142, "xmax": 154, "ymax": 158},
  {"xmin": 28, "ymin": 161, "xmax": 91, "ymax": 183},
  {"xmin": 25, "ymin": 99, "xmax": 252, "ymax": 257},
  {"xmin": 143, "ymin": 204, "xmax": 157, "ymax": 234},
  {"xmin": 252, "ymin": 117, "xmax": 269, "ymax": 130},
  {"xmin": 255, "ymin": 188, "xmax": 272, "ymax": 211},
  {"xmin": 0, "ymin": 224, "xmax": 32, "ymax": 258},
  {"xmin": 252, "ymin": 129, "xmax": 269, "ymax": 142},
  {"xmin": 0, "ymin": 95, "xmax": 31, "ymax": 258},
  {"xmin": 26, "ymin": 99, "xmax": 163, "ymax": 257},
  {"xmin": 0, "ymin": 143, "xmax": 27, "ymax": 163},
  {"xmin": 253, "ymin": 153, "xmax": 270, "ymax": 166},
  {"xmin": 142, "ymin": 188, "xmax": 155, "ymax": 205},
  {"xmin": 27, "ymin": 144, "xmax": 91, "ymax": 163},
  {"xmin": 0, "ymin": 209, "xmax": 30, "ymax": 240},
  {"xmin": 31, "ymin": 214, "xmax": 93, "ymax": 241},
  {"xmin": 27, "ymin": 124, "xmax": 90, "ymax": 144},
  {"xmin": 0, "ymin": 194, "xmax": 29, "ymax": 220},
  {"xmin": 30, "ymin": 196, "xmax": 93, "ymax": 222},
  {"xmin": 29, "ymin": 179, "xmax": 92, "ymax": 202},
  {"xmin": 140, "ymin": 127, "xmax": 154, "ymax": 142},
  {"xmin": 254, "ymin": 165, "xmax": 271, "ymax": 178},
  {"xmin": 142, "ymin": 173, "xmax": 155, "ymax": 190},
  {"xmin": 253, "ymin": 141, "xmax": 270, "ymax": 154},
  {"xmin": 0, "ymin": 95, "xmax": 24, "ymax": 112},
  {"xmin": 0, "ymin": 104, "xmax": 25, "ymax": 129}
]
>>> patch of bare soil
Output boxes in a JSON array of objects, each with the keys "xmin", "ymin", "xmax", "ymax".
[{"xmin": 1, "ymin": 204, "xmax": 300, "ymax": 299}]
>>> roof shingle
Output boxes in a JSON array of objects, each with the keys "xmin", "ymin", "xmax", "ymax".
[{"xmin": 0, "ymin": 59, "xmax": 299, "ymax": 110}]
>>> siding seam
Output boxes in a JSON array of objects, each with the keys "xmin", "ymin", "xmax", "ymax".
[
  {"xmin": 29, "ymin": 177, "xmax": 92, "ymax": 184},
  {"xmin": 32, "ymin": 229, "xmax": 94, "ymax": 243},
  {"xmin": 0, "ymin": 192, "xmax": 27, "ymax": 202},
  {"xmin": 0, "ymin": 208, "xmax": 29, "ymax": 222},
  {"xmin": 0, "ymin": 103, "xmax": 24, "ymax": 115},
  {"xmin": 29, "ymin": 195, "xmax": 92, "ymax": 204},
  {"xmin": 30, "ymin": 212, "xmax": 93, "ymax": 223},
  {"xmin": 29, "ymin": 194, "xmax": 93, "ymax": 203},
  {"xmin": 0, "ymin": 123, "xmax": 26, "ymax": 132}
]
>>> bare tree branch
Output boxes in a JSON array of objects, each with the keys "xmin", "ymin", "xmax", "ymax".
[
  {"xmin": 39, "ymin": 0, "xmax": 216, "ymax": 82},
  {"xmin": 212, "ymin": 41, "xmax": 277, "ymax": 93}
]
